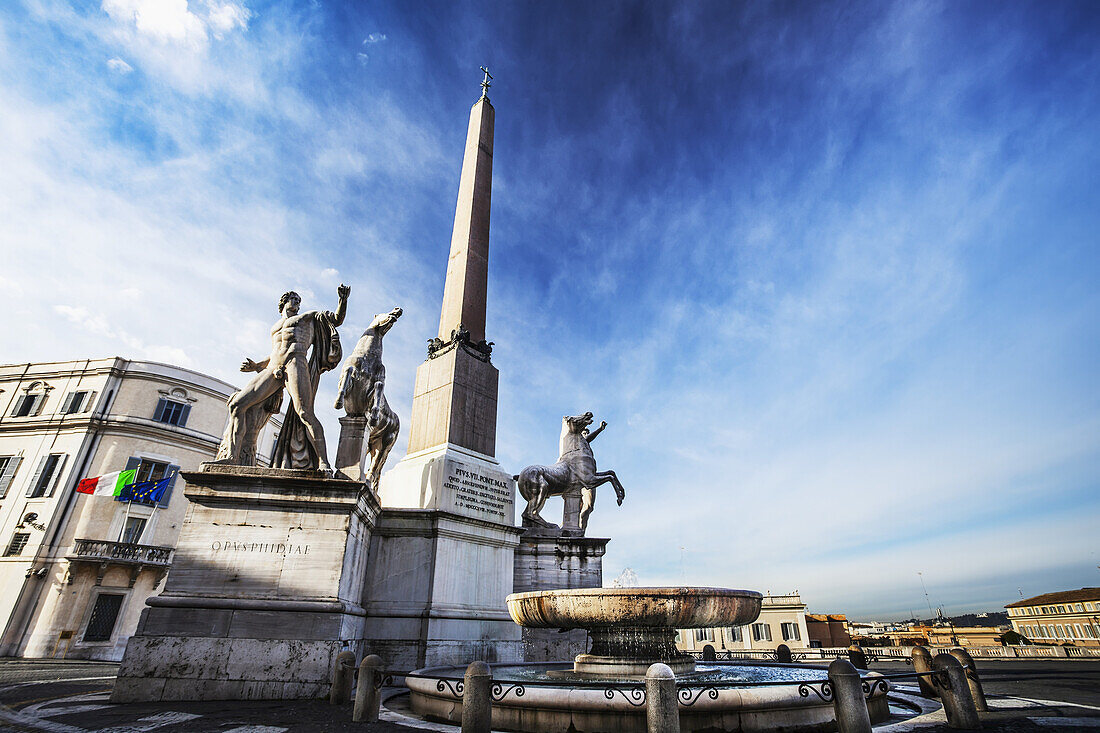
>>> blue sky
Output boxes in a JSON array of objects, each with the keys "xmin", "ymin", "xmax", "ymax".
[{"xmin": 2, "ymin": 0, "xmax": 1098, "ymax": 619}]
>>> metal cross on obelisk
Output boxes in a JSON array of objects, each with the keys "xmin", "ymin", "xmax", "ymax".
[{"xmin": 480, "ymin": 66, "xmax": 493, "ymax": 99}]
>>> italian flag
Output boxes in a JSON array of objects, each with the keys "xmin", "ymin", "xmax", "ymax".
[{"xmin": 76, "ymin": 469, "xmax": 137, "ymax": 498}]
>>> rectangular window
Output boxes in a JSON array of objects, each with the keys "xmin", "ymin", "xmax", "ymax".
[
  {"xmin": 1056, "ymin": 625, "xmax": 1066, "ymax": 638},
  {"xmin": 1074, "ymin": 624, "xmax": 1083, "ymax": 638},
  {"xmin": 27, "ymin": 453, "xmax": 67, "ymax": 498},
  {"xmin": 1075, "ymin": 604, "xmax": 1084, "ymax": 612},
  {"xmin": 119, "ymin": 517, "xmax": 147, "ymax": 545},
  {"xmin": 781, "ymin": 622, "xmax": 801, "ymax": 641},
  {"xmin": 4, "ymin": 533, "xmax": 30, "ymax": 556},
  {"xmin": 152, "ymin": 398, "xmax": 190, "ymax": 427},
  {"xmin": 134, "ymin": 459, "xmax": 170, "ymax": 485},
  {"xmin": 11, "ymin": 393, "xmax": 45, "ymax": 417},
  {"xmin": 1057, "ymin": 606, "xmax": 1066, "ymax": 613},
  {"xmin": 752, "ymin": 623, "xmax": 772, "ymax": 642},
  {"xmin": 694, "ymin": 628, "xmax": 714, "ymax": 643},
  {"xmin": 0, "ymin": 456, "xmax": 23, "ymax": 498},
  {"xmin": 83, "ymin": 593, "xmax": 124, "ymax": 642},
  {"xmin": 726, "ymin": 626, "xmax": 743, "ymax": 643},
  {"xmin": 60, "ymin": 391, "xmax": 89, "ymax": 415}
]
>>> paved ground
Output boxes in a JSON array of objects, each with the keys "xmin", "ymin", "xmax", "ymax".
[
  {"xmin": 0, "ymin": 658, "xmax": 1097, "ymax": 732},
  {"xmin": 869, "ymin": 659, "xmax": 1100, "ymax": 708}
]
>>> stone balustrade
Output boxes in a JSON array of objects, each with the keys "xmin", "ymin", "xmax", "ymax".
[{"xmin": 69, "ymin": 538, "xmax": 174, "ymax": 566}]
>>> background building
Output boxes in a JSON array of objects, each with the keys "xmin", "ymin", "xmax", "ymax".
[
  {"xmin": 1006, "ymin": 588, "xmax": 1100, "ymax": 647},
  {"xmin": 806, "ymin": 614, "xmax": 851, "ymax": 648},
  {"xmin": 676, "ymin": 592, "xmax": 810, "ymax": 654},
  {"xmin": 0, "ymin": 358, "xmax": 278, "ymax": 661}
]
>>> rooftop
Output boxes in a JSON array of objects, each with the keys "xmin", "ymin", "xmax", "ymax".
[{"xmin": 1006, "ymin": 587, "xmax": 1100, "ymax": 608}]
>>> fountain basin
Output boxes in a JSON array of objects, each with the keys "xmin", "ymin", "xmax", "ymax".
[
  {"xmin": 506, "ymin": 587, "xmax": 762, "ymax": 676},
  {"xmin": 405, "ymin": 662, "xmax": 891, "ymax": 733}
]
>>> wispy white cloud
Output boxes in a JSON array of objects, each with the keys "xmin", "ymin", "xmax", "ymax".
[
  {"xmin": 106, "ymin": 56, "xmax": 133, "ymax": 73},
  {"xmin": 101, "ymin": 0, "xmax": 250, "ymax": 49},
  {"xmin": 363, "ymin": 32, "xmax": 386, "ymax": 44}
]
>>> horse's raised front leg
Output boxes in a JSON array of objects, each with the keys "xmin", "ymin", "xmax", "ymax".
[{"xmin": 593, "ymin": 470, "xmax": 626, "ymax": 505}]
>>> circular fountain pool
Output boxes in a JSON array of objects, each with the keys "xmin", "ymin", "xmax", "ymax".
[
  {"xmin": 407, "ymin": 586, "xmax": 889, "ymax": 731},
  {"xmin": 406, "ymin": 661, "xmax": 891, "ymax": 733}
]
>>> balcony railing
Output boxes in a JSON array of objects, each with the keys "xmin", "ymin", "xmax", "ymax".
[{"xmin": 69, "ymin": 538, "xmax": 173, "ymax": 566}]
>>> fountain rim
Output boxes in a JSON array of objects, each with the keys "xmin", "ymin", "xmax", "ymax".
[{"xmin": 506, "ymin": 586, "xmax": 763, "ymax": 601}]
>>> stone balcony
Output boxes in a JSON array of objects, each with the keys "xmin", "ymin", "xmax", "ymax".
[{"xmin": 67, "ymin": 539, "xmax": 174, "ymax": 587}]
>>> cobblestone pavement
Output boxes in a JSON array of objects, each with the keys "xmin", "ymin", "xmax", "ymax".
[{"xmin": 0, "ymin": 657, "xmax": 1097, "ymax": 732}]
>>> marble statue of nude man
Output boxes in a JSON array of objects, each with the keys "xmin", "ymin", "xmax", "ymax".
[{"xmin": 218, "ymin": 285, "xmax": 349, "ymax": 472}]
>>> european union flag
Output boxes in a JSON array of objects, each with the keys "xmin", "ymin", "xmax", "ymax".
[
  {"xmin": 117, "ymin": 478, "xmax": 170, "ymax": 505},
  {"xmin": 133, "ymin": 478, "xmax": 169, "ymax": 505}
]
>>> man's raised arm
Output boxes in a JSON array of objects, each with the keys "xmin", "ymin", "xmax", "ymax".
[
  {"xmin": 585, "ymin": 421, "xmax": 608, "ymax": 443},
  {"xmin": 334, "ymin": 284, "xmax": 351, "ymax": 326}
]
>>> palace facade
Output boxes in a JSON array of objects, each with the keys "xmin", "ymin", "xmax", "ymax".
[{"xmin": 0, "ymin": 358, "xmax": 278, "ymax": 661}]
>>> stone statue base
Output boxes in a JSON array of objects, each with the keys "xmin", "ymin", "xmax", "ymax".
[
  {"xmin": 512, "ymin": 532, "xmax": 608, "ymax": 663},
  {"xmin": 364, "ymin": 444, "xmax": 523, "ymax": 669},
  {"xmin": 335, "ymin": 415, "xmax": 367, "ymax": 481},
  {"xmin": 111, "ymin": 464, "xmax": 379, "ymax": 702}
]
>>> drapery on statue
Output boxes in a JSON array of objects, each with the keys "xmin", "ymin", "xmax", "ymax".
[
  {"xmin": 215, "ymin": 285, "xmax": 350, "ymax": 472},
  {"xmin": 515, "ymin": 411, "xmax": 626, "ymax": 536},
  {"xmin": 334, "ymin": 307, "xmax": 402, "ymax": 490}
]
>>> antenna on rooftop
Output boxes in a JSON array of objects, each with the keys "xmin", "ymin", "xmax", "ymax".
[{"xmin": 918, "ymin": 571, "xmax": 935, "ymax": 620}]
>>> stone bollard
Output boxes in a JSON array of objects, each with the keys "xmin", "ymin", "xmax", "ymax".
[
  {"xmin": 847, "ymin": 644, "xmax": 868, "ymax": 669},
  {"xmin": 775, "ymin": 644, "xmax": 792, "ymax": 663},
  {"xmin": 911, "ymin": 646, "xmax": 938, "ymax": 698},
  {"xmin": 352, "ymin": 654, "xmax": 384, "ymax": 722},
  {"xmin": 932, "ymin": 653, "xmax": 980, "ymax": 729},
  {"xmin": 461, "ymin": 661, "xmax": 493, "ymax": 733},
  {"xmin": 329, "ymin": 650, "xmax": 357, "ymax": 705},
  {"xmin": 645, "ymin": 663, "xmax": 680, "ymax": 733},
  {"xmin": 827, "ymin": 658, "xmax": 872, "ymax": 733},
  {"xmin": 949, "ymin": 648, "xmax": 988, "ymax": 713}
]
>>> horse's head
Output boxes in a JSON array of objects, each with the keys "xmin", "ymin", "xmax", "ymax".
[
  {"xmin": 368, "ymin": 307, "xmax": 403, "ymax": 336},
  {"xmin": 562, "ymin": 412, "xmax": 594, "ymax": 435}
]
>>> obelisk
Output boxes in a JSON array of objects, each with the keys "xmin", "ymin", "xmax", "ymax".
[
  {"xmin": 378, "ymin": 69, "xmax": 513, "ymax": 519},
  {"xmin": 365, "ymin": 70, "xmax": 522, "ymax": 668}
]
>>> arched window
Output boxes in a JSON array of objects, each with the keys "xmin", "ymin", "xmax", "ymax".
[{"xmin": 11, "ymin": 381, "xmax": 52, "ymax": 417}]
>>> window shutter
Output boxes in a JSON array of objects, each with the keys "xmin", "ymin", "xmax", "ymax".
[
  {"xmin": 153, "ymin": 398, "xmax": 167, "ymax": 422},
  {"xmin": 159, "ymin": 464, "xmax": 181, "ymax": 507},
  {"xmin": 47, "ymin": 454, "xmax": 69, "ymax": 496},
  {"xmin": 11, "ymin": 395, "xmax": 26, "ymax": 416},
  {"xmin": 124, "ymin": 456, "xmax": 141, "ymax": 475},
  {"xmin": 26, "ymin": 456, "xmax": 49, "ymax": 497},
  {"xmin": 178, "ymin": 404, "xmax": 191, "ymax": 428},
  {"xmin": 29, "ymin": 394, "xmax": 45, "ymax": 416},
  {"xmin": 84, "ymin": 391, "xmax": 97, "ymax": 413},
  {"xmin": 0, "ymin": 457, "xmax": 22, "ymax": 497},
  {"xmin": 59, "ymin": 393, "xmax": 74, "ymax": 414}
]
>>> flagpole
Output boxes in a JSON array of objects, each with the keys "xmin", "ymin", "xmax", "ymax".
[{"xmin": 121, "ymin": 489, "xmax": 132, "ymax": 543}]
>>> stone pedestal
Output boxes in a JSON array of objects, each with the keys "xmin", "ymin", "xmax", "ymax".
[
  {"xmin": 512, "ymin": 532, "xmax": 608, "ymax": 662},
  {"xmin": 335, "ymin": 415, "xmax": 368, "ymax": 481},
  {"xmin": 111, "ymin": 464, "xmax": 379, "ymax": 702},
  {"xmin": 379, "ymin": 443, "xmax": 514, "ymax": 524},
  {"xmin": 368, "ymin": 445, "xmax": 522, "ymax": 669},
  {"xmin": 362, "ymin": 508, "xmax": 523, "ymax": 669}
]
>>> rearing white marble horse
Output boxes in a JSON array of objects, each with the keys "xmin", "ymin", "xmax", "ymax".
[
  {"xmin": 515, "ymin": 411, "xmax": 625, "ymax": 535},
  {"xmin": 334, "ymin": 307, "xmax": 401, "ymax": 490}
]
